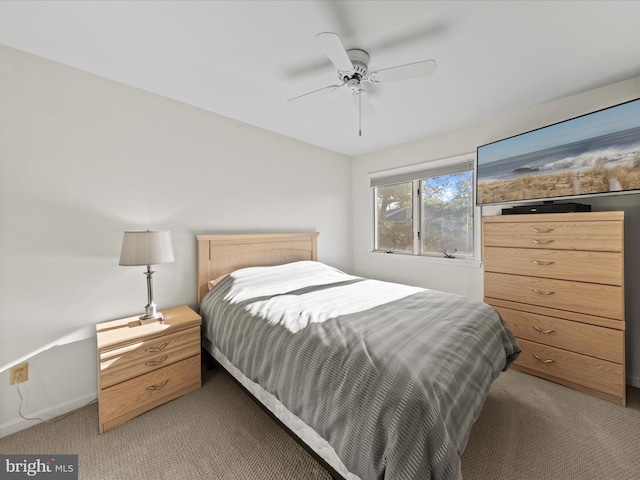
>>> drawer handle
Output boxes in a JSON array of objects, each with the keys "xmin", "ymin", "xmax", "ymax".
[
  {"xmin": 531, "ymin": 227, "xmax": 554, "ymax": 233},
  {"xmin": 533, "ymin": 326, "xmax": 555, "ymax": 335},
  {"xmin": 532, "ymin": 288, "xmax": 555, "ymax": 295},
  {"xmin": 146, "ymin": 380, "xmax": 169, "ymax": 391},
  {"xmin": 531, "ymin": 239, "xmax": 554, "ymax": 245},
  {"xmin": 533, "ymin": 354, "xmax": 555, "ymax": 364},
  {"xmin": 145, "ymin": 355, "xmax": 168, "ymax": 367},
  {"xmin": 145, "ymin": 342, "xmax": 169, "ymax": 353},
  {"xmin": 531, "ymin": 260, "xmax": 555, "ymax": 266}
]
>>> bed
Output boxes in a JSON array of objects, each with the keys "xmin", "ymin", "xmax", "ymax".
[{"xmin": 197, "ymin": 232, "xmax": 520, "ymax": 480}]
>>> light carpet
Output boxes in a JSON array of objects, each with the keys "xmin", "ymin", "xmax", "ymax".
[{"xmin": 1, "ymin": 367, "xmax": 638, "ymax": 479}]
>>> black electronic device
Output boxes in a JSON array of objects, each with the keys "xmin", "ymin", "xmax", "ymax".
[{"xmin": 501, "ymin": 202, "xmax": 592, "ymax": 215}]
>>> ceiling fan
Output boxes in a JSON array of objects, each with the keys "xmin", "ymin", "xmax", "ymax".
[{"xmin": 288, "ymin": 32, "xmax": 437, "ymax": 136}]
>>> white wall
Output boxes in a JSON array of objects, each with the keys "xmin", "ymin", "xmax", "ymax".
[
  {"xmin": 0, "ymin": 45, "xmax": 352, "ymax": 436},
  {"xmin": 351, "ymin": 77, "xmax": 640, "ymax": 387}
]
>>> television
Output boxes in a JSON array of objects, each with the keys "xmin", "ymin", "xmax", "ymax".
[{"xmin": 476, "ymin": 97, "xmax": 640, "ymax": 207}]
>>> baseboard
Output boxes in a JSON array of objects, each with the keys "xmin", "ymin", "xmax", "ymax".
[
  {"xmin": 0, "ymin": 391, "xmax": 97, "ymax": 439},
  {"xmin": 626, "ymin": 374, "xmax": 640, "ymax": 389}
]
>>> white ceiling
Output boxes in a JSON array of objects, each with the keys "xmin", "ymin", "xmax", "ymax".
[{"xmin": 1, "ymin": 1, "xmax": 640, "ymax": 157}]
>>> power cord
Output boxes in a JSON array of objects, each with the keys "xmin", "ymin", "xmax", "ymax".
[
  {"xmin": 16, "ymin": 382, "xmax": 43, "ymax": 422},
  {"xmin": 16, "ymin": 382, "xmax": 97, "ymax": 424}
]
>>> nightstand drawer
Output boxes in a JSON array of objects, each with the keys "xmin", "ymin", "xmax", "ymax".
[
  {"xmin": 514, "ymin": 339, "xmax": 624, "ymax": 398},
  {"xmin": 99, "ymin": 355, "xmax": 201, "ymax": 433},
  {"xmin": 99, "ymin": 326, "xmax": 200, "ymax": 389},
  {"xmin": 494, "ymin": 306, "xmax": 624, "ymax": 364}
]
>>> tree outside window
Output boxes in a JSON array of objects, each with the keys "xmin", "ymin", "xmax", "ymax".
[
  {"xmin": 421, "ymin": 171, "xmax": 473, "ymax": 256},
  {"xmin": 375, "ymin": 182, "xmax": 413, "ymax": 253},
  {"xmin": 373, "ymin": 159, "xmax": 474, "ymax": 259}
]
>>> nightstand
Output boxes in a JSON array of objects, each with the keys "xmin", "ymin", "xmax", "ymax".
[{"xmin": 96, "ymin": 305, "xmax": 202, "ymax": 433}]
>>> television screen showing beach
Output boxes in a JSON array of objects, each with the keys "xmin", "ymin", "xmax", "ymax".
[{"xmin": 477, "ymin": 99, "xmax": 640, "ymax": 205}]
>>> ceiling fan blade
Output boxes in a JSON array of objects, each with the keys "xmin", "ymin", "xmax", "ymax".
[
  {"xmin": 287, "ymin": 83, "xmax": 344, "ymax": 103},
  {"xmin": 352, "ymin": 89, "xmax": 375, "ymax": 117},
  {"xmin": 316, "ymin": 32, "xmax": 354, "ymax": 72},
  {"xmin": 368, "ymin": 59, "xmax": 437, "ymax": 83}
]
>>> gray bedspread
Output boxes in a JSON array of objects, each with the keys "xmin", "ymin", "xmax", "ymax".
[{"xmin": 200, "ymin": 261, "xmax": 520, "ymax": 480}]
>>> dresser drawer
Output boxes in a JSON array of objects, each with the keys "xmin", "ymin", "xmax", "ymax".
[
  {"xmin": 99, "ymin": 326, "xmax": 200, "ymax": 389},
  {"xmin": 99, "ymin": 355, "xmax": 201, "ymax": 432},
  {"xmin": 484, "ymin": 247, "xmax": 623, "ymax": 285},
  {"xmin": 494, "ymin": 306, "xmax": 624, "ymax": 363},
  {"xmin": 485, "ymin": 272, "xmax": 623, "ymax": 320},
  {"xmin": 483, "ymin": 220, "xmax": 623, "ymax": 251},
  {"xmin": 514, "ymin": 339, "xmax": 624, "ymax": 398}
]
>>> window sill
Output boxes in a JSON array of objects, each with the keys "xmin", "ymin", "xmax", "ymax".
[{"xmin": 366, "ymin": 251, "xmax": 483, "ymax": 268}]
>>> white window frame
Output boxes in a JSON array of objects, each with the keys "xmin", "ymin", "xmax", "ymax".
[{"xmin": 369, "ymin": 153, "xmax": 481, "ymax": 265}]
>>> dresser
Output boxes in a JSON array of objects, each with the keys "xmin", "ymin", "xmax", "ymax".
[
  {"xmin": 96, "ymin": 305, "xmax": 202, "ymax": 433},
  {"xmin": 483, "ymin": 211, "xmax": 625, "ymax": 405}
]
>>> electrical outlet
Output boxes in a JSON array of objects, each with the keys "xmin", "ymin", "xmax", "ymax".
[{"xmin": 10, "ymin": 362, "xmax": 28, "ymax": 385}]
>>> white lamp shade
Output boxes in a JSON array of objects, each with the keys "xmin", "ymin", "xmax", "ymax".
[{"xmin": 119, "ymin": 230, "xmax": 175, "ymax": 266}]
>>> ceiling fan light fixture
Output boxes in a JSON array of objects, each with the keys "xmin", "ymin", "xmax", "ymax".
[
  {"xmin": 345, "ymin": 49, "xmax": 370, "ymax": 77},
  {"xmin": 347, "ymin": 77, "xmax": 361, "ymax": 93}
]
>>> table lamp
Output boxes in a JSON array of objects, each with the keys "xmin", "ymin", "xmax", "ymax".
[{"xmin": 119, "ymin": 230, "xmax": 175, "ymax": 323}]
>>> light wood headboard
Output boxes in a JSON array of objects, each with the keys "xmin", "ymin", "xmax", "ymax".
[{"xmin": 196, "ymin": 232, "xmax": 319, "ymax": 304}]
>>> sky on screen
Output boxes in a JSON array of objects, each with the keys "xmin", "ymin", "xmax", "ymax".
[{"xmin": 478, "ymin": 99, "xmax": 640, "ymax": 165}]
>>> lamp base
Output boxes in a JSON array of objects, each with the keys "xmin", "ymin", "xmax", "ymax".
[
  {"xmin": 139, "ymin": 312, "xmax": 164, "ymax": 325},
  {"xmin": 139, "ymin": 300, "xmax": 164, "ymax": 325}
]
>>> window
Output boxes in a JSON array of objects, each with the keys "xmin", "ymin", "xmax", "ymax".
[
  {"xmin": 372, "ymin": 154, "xmax": 476, "ymax": 260},
  {"xmin": 420, "ymin": 171, "xmax": 474, "ymax": 256},
  {"xmin": 374, "ymin": 182, "xmax": 413, "ymax": 253}
]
